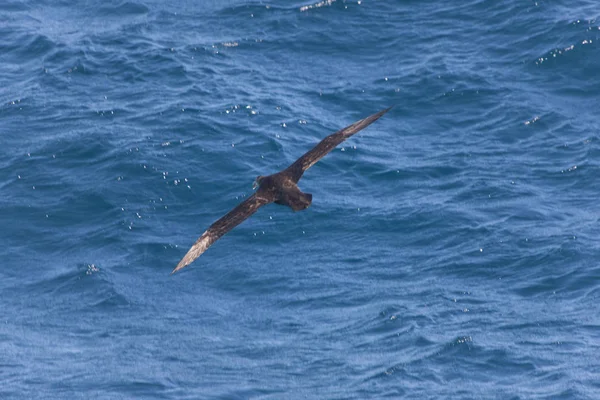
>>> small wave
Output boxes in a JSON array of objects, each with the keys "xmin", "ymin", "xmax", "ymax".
[
  {"xmin": 299, "ymin": 0, "xmax": 336, "ymax": 12},
  {"xmin": 96, "ymin": 1, "xmax": 149, "ymax": 17},
  {"xmin": 535, "ymin": 39, "xmax": 596, "ymax": 66},
  {"xmin": 2, "ymin": 33, "xmax": 56, "ymax": 64}
]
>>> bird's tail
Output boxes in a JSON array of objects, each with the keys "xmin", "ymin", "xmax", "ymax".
[{"xmin": 289, "ymin": 192, "xmax": 312, "ymax": 211}]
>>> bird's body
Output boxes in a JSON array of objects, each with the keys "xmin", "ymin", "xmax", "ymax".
[
  {"xmin": 172, "ymin": 106, "xmax": 392, "ymax": 274},
  {"xmin": 256, "ymin": 173, "xmax": 313, "ymax": 211}
]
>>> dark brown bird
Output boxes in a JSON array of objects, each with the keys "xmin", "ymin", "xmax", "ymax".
[{"xmin": 172, "ymin": 106, "xmax": 392, "ymax": 274}]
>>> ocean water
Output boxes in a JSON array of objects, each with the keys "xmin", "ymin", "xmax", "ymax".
[{"xmin": 1, "ymin": 0, "xmax": 599, "ymax": 398}]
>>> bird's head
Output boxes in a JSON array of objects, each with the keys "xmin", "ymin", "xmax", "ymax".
[{"xmin": 253, "ymin": 175, "xmax": 265, "ymax": 190}]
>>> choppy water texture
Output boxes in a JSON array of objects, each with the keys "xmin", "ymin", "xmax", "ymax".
[{"xmin": 2, "ymin": 0, "xmax": 600, "ymax": 398}]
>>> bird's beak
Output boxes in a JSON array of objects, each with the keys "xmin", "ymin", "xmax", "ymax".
[{"xmin": 252, "ymin": 180, "xmax": 258, "ymax": 190}]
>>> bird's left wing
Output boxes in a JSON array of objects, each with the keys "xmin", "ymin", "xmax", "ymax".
[
  {"xmin": 284, "ymin": 106, "xmax": 392, "ymax": 183},
  {"xmin": 172, "ymin": 193, "xmax": 272, "ymax": 274}
]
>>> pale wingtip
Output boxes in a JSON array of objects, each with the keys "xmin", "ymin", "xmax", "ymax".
[
  {"xmin": 365, "ymin": 105, "xmax": 394, "ymax": 125},
  {"xmin": 368, "ymin": 105, "xmax": 394, "ymax": 121},
  {"xmin": 170, "ymin": 261, "xmax": 188, "ymax": 275},
  {"xmin": 170, "ymin": 233, "xmax": 211, "ymax": 275}
]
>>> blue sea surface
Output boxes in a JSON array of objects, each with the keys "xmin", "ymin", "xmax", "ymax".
[{"xmin": 1, "ymin": 0, "xmax": 600, "ymax": 398}]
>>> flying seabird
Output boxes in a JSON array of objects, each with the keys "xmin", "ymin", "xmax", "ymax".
[{"xmin": 172, "ymin": 106, "xmax": 392, "ymax": 274}]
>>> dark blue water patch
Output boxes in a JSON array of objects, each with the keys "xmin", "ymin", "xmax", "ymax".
[{"xmin": 0, "ymin": 0, "xmax": 31, "ymax": 12}]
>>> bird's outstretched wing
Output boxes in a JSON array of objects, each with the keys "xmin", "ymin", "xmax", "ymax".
[
  {"xmin": 284, "ymin": 106, "xmax": 393, "ymax": 183},
  {"xmin": 172, "ymin": 194, "xmax": 272, "ymax": 274}
]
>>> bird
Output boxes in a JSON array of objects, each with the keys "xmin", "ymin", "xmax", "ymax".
[{"xmin": 172, "ymin": 106, "xmax": 392, "ymax": 274}]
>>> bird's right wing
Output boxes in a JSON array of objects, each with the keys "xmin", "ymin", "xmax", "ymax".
[
  {"xmin": 284, "ymin": 106, "xmax": 392, "ymax": 183},
  {"xmin": 172, "ymin": 194, "xmax": 272, "ymax": 274}
]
